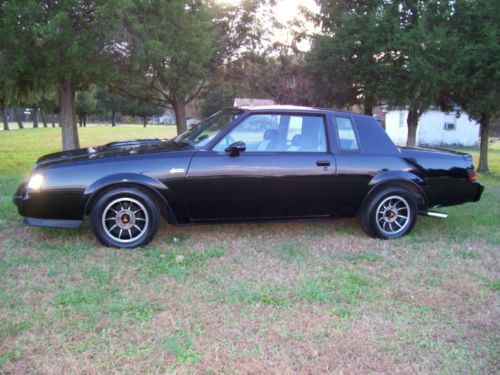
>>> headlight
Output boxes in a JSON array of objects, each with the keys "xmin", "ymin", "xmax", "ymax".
[{"xmin": 27, "ymin": 173, "xmax": 44, "ymax": 191}]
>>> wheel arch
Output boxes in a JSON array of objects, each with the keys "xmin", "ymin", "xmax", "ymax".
[
  {"xmin": 360, "ymin": 172, "xmax": 428, "ymax": 215},
  {"xmin": 83, "ymin": 173, "xmax": 178, "ymax": 224}
]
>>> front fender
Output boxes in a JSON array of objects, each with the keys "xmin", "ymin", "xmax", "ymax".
[
  {"xmin": 82, "ymin": 173, "xmax": 180, "ymax": 223},
  {"xmin": 84, "ymin": 173, "xmax": 168, "ymax": 197}
]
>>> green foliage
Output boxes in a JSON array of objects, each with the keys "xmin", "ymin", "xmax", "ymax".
[
  {"xmin": 198, "ymin": 85, "xmax": 235, "ymax": 118},
  {"xmin": 449, "ymin": 0, "xmax": 500, "ymax": 123},
  {"xmin": 34, "ymin": 0, "xmax": 124, "ymax": 87},
  {"xmin": 76, "ymin": 91, "xmax": 97, "ymax": 115},
  {"xmin": 307, "ymin": 0, "xmax": 390, "ymax": 113},
  {"xmin": 119, "ymin": 0, "xmax": 262, "ymax": 132}
]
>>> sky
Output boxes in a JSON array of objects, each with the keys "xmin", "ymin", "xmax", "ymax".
[{"xmin": 220, "ymin": 0, "xmax": 320, "ymax": 50}]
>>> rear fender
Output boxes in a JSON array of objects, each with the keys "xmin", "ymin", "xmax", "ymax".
[{"xmin": 361, "ymin": 171, "xmax": 428, "ymax": 213}]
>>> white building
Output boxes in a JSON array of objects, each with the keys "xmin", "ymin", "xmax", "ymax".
[{"xmin": 384, "ymin": 109, "xmax": 480, "ymax": 147}]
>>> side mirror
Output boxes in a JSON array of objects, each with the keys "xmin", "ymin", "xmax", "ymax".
[{"xmin": 225, "ymin": 141, "xmax": 246, "ymax": 157}]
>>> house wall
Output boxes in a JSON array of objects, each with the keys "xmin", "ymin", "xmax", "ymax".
[{"xmin": 385, "ymin": 110, "xmax": 480, "ymax": 147}]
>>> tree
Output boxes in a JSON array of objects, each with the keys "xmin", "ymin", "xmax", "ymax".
[
  {"xmin": 0, "ymin": 1, "xmax": 39, "ymax": 131},
  {"xmin": 95, "ymin": 89, "xmax": 130, "ymax": 127},
  {"xmin": 0, "ymin": 96, "xmax": 8, "ymax": 131},
  {"xmin": 76, "ymin": 90, "xmax": 97, "ymax": 127},
  {"xmin": 381, "ymin": 1, "xmax": 455, "ymax": 146},
  {"xmin": 307, "ymin": 0, "xmax": 391, "ymax": 114},
  {"xmin": 38, "ymin": 90, "xmax": 59, "ymax": 128},
  {"xmin": 198, "ymin": 85, "xmax": 235, "ymax": 119},
  {"xmin": 13, "ymin": 106, "xmax": 25, "ymax": 129},
  {"xmin": 448, "ymin": 0, "xmax": 500, "ymax": 173},
  {"xmin": 32, "ymin": 0, "xmax": 124, "ymax": 149},
  {"xmin": 119, "ymin": 0, "xmax": 262, "ymax": 134},
  {"xmin": 122, "ymin": 97, "xmax": 165, "ymax": 127}
]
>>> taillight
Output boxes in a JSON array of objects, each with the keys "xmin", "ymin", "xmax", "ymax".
[{"xmin": 468, "ymin": 168, "xmax": 477, "ymax": 181}]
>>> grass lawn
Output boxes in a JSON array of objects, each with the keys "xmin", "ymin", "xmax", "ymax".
[{"xmin": 0, "ymin": 125, "xmax": 499, "ymax": 373}]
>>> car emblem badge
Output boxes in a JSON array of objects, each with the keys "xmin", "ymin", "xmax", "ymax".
[{"xmin": 169, "ymin": 168, "xmax": 185, "ymax": 174}]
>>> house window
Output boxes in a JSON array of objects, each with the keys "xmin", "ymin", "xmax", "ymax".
[
  {"xmin": 399, "ymin": 112, "xmax": 405, "ymax": 128},
  {"xmin": 444, "ymin": 123, "xmax": 456, "ymax": 131}
]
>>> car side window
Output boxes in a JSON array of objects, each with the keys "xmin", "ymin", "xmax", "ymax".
[
  {"xmin": 213, "ymin": 114, "xmax": 327, "ymax": 153},
  {"xmin": 335, "ymin": 116, "xmax": 359, "ymax": 151}
]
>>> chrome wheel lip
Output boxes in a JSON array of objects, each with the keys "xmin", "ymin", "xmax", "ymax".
[
  {"xmin": 102, "ymin": 197, "xmax": 149, "ymax": 244},
  {"xmin": 375, "ymin": 195, "xmax": 411, "ymax": 236}
]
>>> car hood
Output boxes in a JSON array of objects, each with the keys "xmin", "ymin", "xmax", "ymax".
[{"xmin": 35, "ymin": 139, "xmax": 192, "ymax": 169}]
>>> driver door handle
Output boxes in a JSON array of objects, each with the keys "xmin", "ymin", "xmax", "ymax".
[{"xmin": 316, "ymin": 160, "xmax": 330, "ymax": 167}]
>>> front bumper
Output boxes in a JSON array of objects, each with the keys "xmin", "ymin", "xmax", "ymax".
[{"xmin": 13, "ymin": 183, "xmax": 83, "ymax": 229}]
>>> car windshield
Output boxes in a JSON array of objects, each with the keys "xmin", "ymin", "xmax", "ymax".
[{"xmin": 172, "ymin": 109, "xmax": 243, "ymax": 149}]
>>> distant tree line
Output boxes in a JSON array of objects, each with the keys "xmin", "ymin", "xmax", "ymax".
[{"xmin": 0, "ymin": 0, "xmax": 498, "ymax": 172}]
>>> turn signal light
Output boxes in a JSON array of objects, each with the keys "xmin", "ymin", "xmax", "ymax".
[{"xmin": 468, "ymin": 168, "xmax": 477, "ymax": 181}]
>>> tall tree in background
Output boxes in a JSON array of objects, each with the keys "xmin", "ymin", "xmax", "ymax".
[
  {"xmin": 382, "ymin": 1, "xmax": 454, "ymax": 146},
  {"xmin": 307, "ymin": 0, "xmax": 390, "ymax": 114},
  {"xmin": 122, "ymin": 97, "xmax": 165, "ymax": 128},
  {"xmin": 226, "ymin": 51, "xmax": 312, "ymax": 105},
  {"xmin": 448, "ymin": 0, "xmax": 500, "ymax": 173},
  {"xmin": 96, "ymin": 89, "xmax": 130, "ymax": 127},
  {"xmin": 34, "ymin": 0, "xmax": 123, "ymax": 149},
  {"xmin": 76, "ymin": 91, "xmax": 97, "ymax": 127},
  {"xmin": 0, "ymin": 1, "xmax": 39, "ymax": 131},
  {"xmin": 120, "ymin": 0, "xmax": 262, "ymax": 134}
]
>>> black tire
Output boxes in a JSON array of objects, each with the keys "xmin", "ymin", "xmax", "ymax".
[
  {"xmin": 90, "ymin": 187, "xmax": 160, "ymax": 248},
  {"xmin": 361, "ymin": 186, "xmax": 417, "ymax": 239}
]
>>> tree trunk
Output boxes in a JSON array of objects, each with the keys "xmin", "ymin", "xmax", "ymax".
[
  {"xmin": 143, "ymin": 116, "xmax": 147, "ymax": 127},
  {"xmin": 111, "ymin": 110, "xmax": 116, "ymax": 127},
  {"xmin": 79, "ymin": 114, "xmax": 83, "ymax": 127},
  {"xmin": 58, "ymin": 79, "xmax": 80, "ymax": 150},
  {"xmin": 15, "ymin": 107, "xmax": 24, "ymax": 129},
  {"xmin": 1, "ymin": 98, "xmax": 9, "ymax": 131},
  {"xmin": 83, "ymin": 113, "xmax": 87, "ymax": 127},
  {"xmin": 406, "ymin": 105, "xmax": 420, "ymax": 147},
  {"xmin": 363, "ymin": 93, "xmax": 374, "ymax": 116},
  {"xmin": 32, "ymin": 107, "xmax": 39, "ymax": 128},
  {"xmin": 41, "ymin": 109, "xmax": 48, "ymax": 127},
  {"xmin": 477, "ymin": 116, "xmax": 490, "ymax": 173},
  {"xmin": 172, "ymin": 97, "xmax": 187, "ymax": 135}
]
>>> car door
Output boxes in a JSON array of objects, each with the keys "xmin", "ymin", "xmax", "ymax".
[{"xmin": 182, "ymin": 112, "xmax": 337, "ymax": 220}]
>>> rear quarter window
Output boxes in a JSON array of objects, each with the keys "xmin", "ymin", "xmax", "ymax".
[{"xmin": 335, "ymin": 116, "xmax": 360, "ymax": 151}]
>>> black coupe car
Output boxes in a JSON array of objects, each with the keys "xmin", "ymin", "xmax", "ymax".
[{"xmin": 14, "ymin": 106, "xmax": 484, "ymax": 248}]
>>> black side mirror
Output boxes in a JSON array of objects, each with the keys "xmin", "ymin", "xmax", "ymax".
[{"xmin": 225, "ymin": 141, "xmax": 246, "ymax": 157}]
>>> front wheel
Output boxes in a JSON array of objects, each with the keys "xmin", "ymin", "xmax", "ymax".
[
  {"xmin": 90, "ymin": 188, "xmax": 160, "ymax": 248},
  {"xmin": 361, "ymin": 187, "xmax": 417, "ymax": 239}
]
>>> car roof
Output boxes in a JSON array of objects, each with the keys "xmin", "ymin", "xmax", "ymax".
[{"xmin": 234, "ymin": 105, "xmax": 365, "ymax": 117}]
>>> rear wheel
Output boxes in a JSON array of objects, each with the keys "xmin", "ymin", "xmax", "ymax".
[
  {"xmin": 361, "ymin": 187, "xmax": 417, "ymax": 239},
  {"xmin": 90, "ymin": 188, "xmax": 160, "ymax": 248}
]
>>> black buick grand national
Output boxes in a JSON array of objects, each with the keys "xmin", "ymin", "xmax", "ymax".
[{"xmin": 13, "ymin": 106, "xmax": 484, "ymax": 248}]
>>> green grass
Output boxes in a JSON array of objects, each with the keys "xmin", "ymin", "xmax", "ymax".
[{"xmin": 0, "ymin": 126, "xmax": 498, "ymax": 373}]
